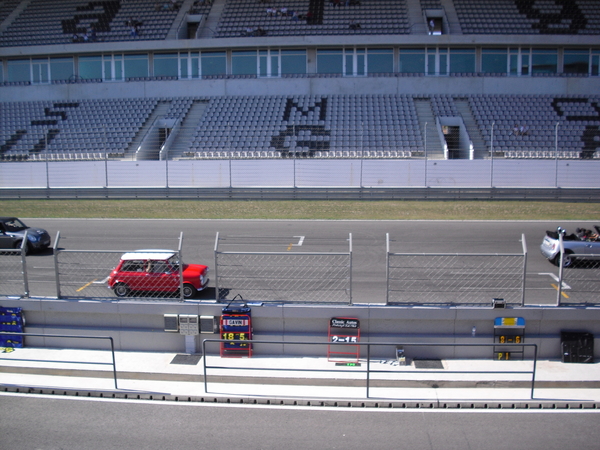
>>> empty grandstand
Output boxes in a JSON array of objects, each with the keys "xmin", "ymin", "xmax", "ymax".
[{"xmin": 1, "ymin": 0, "xmax": 599, "ymax": 184}]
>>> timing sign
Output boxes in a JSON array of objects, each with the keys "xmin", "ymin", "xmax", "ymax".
[
  {"xmin": 0, "ymin": 307, "xmax": 24, "ymax": 349},
  {"xmin": 493, "ymin": 317, "xmax": 525, "ymax": 360},
  {"xmin": 220, "ymin": 307, "xmax": 252, "ymax": 357}
]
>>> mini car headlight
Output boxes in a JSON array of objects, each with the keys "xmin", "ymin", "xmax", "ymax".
[{"xmin": 28, "ymin": 235, "xmax": 40, "ymax": 242}]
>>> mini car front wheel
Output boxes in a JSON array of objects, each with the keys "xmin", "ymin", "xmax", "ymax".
[
  {"xmin": 113, "ymin": 283, "xmax": 131, "ymax": 297},
  {"xmin": 14, "ymin": 240, "xmax": 30, "ymax": 255},
  {"xmin": 182, "ymin": 284, "xmax": 197, "ymax": 299}
]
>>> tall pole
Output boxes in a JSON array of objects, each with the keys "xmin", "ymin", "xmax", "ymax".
[
  {"xmin": 490, "ymin": 122, "xmax": 495, "ymax": 188},
  {"xmin": 104, "ymin": 125, "xmax": 108, "ymax": 188},
  {"xmin": 424, "ymin": 122, "xmax": 428, "ymax": 187},
  {"xmin": 360, "ymin": 122, "xmax": 363, "ymax": 188},
  {"xmin": 554, "ymin": 122, "xmax": 559, "ymax": 188},
  {"xmin": 228, "ymin": 122, "xmax": 232, "ymax": 189}
]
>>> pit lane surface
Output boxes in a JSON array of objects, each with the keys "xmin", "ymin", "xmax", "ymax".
[{"xmin": 20, "ymin": 219, "xmax": 597, "ymax": 305}]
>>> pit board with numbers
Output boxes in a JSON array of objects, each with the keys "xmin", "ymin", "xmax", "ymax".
[{"xmin": 220, "ymin": 307, "xmax": 252, "ymax": 357}]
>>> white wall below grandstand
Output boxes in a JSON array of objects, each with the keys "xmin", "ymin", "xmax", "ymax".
[{"xmin": 1, "ymin": 159, "xmax": 599, "ymax": 189}]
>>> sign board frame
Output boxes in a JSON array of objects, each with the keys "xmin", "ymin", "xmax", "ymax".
[
  {"xmin": 220, "ymin": 307, "xmax": 252, "ymax": 357},
  {"xmin": 327, "ymin": 317, "xmax": 360, "ymax": 363}
]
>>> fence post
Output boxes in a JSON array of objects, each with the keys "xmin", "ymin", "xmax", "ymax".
[
  {"xmin": 530, "ymin": 344, "xmax": 538, "ymax": 399},
  {"xmin": 490, "ymin": 122, "xmax": 495, "ymax": 188},
  {"xmin": 45, "ymin": 131, "xmax": 50, "ymax": 190},
  {"xmin": 165, "ymin": 153, "xmax": 169, "ymax": 189},
  {"xmin": 360, "ymin": 122, "xmax": 364, "ymax": 188},
  {"xmin": 21, "ymin": 230, "xmax": 30, "ymax": 297},
  {"xmin": 348, "ymin": 233, "xmax": 353, "ymax": 305},
  {"xmin": 293, "ymin": 124, "xmax": 297, "ymax": 189},
  {"xmin": 385, "ymin": 233, "xmax": 390, "ymax": 305},
  {"xmin": 228, "ymin": 123, "xmax": 232, "ymax": 189},
  {"xmin": 424, "ymin": 122, "xmax": 428, "ymax": 187},
  {"xmin": 109, "ymin": 336, "xmax": 118, "ymax": 390},
  {"xmin": 557, "ymin": 232, "xmax": 564, "ymax": 306},
  {"xmin": 366, "ymin": 343, "xmax": 371, "ymax": 398},
  {"xmin": 214, "ymin": 232, "xmax": 220, "ymax": 301},
  {"xmin": 53, "ymin": 231, "xmax": 61, "ymax": 299},
  {"xmin": 521, "ymin": 233, "xmax": 527, "ymax": 307},
  {"xmin": 178, "ymin": 231, "xmax": 184, "ymax": 301},
  {"xmin": 554, "ymin": 122, "xmax": 560, "ymax": 188},
  {"xmin": 104, "ymin": 125, "xmax": 109, "ymax": 188}
]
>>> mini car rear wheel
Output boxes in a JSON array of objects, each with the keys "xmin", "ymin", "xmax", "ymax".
[
  {"xmin": 113, "ymin": 283, "xmax": 131, "ymax": 297},
  {"xmin": 553, "ymin": 251, "xmax": 574, "ymax": 267},
  {"xmin": 182, "ymin": 284, "xmax": 197, "ymax": 299}
]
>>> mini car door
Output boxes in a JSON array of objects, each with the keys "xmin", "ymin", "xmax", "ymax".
[
  {"xmin": 146, "ymin": 260, "xmax": 179, "ymax": 292},
  {"xmin": 120, "ymin": 259, "xmax": 146, "ymax": 290},
  {"xmin": 0, "ymin": 231, "xmax": 16, "ymax": 249},
  {"xmin": 584, "ymin": 240, "xmax": 600, "ymax": 256}
]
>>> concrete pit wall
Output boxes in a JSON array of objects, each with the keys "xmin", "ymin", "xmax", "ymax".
[{"xmin": 1, "ymin": 298, "xmax": 598, "ymax": 361}]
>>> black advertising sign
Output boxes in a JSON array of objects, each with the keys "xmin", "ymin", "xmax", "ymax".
[{"xmin": 329, "ymin": 318, "xmax": 360, "ymax": 329}]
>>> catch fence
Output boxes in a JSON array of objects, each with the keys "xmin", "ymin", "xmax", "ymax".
[
  {"xmin": 53, "ymin": 232, "xmax": 187, "ymax": 301},
  {"xmin": 214, "ymin": 232, "xmax": 352, "ymax": 304},
  {"xmin": 3, "ymin": 231, "xmax": 600, "ymax": 306},
  {"xmin": 386, "ymin": 233, "xmax": 527, "ymax": 306},
  {"xmin": 556, "ymin": 248, "xmax": 600, "ymax": 306},
  {"xmin": 0, "ymin": 247, "xmax": 28, "ymax": 298}
]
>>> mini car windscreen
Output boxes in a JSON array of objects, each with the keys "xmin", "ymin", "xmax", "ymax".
[
  {"xmin": 149, "ymin": 261, "xmax": 171, "ymax": 273},
  {"xmin": 2, "ymin": 219, "xmax": 27, "ymax": 232},
  {"xmin": 167, "ymin": 255, "xmax": 180, "ymax": 270}
]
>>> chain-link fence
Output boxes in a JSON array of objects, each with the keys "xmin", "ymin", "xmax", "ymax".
[
  {"xmin": 0, "ymin": 248, "xmax": 28, "ymax": 298},
  {"xmin": 214, "ymin": 233, "xmax": 352, "ymax": 304},
  {"xmin": 556, "ymin": 254, "xmax": 600, "ymax": 306},
  {"xmin": 386, "ymin": 234, "xmax": 526, "ymax": 306},
  {"xmin": 53, "ymin": 232, "xmax": 194, "ymax": 301},
  {"xmin": 55, "ymin": 250, "xmax": 124, "ymax": 299},
  {"xmin": 54, "ymin": 249, "xmax": 197, "ymax": 301}
]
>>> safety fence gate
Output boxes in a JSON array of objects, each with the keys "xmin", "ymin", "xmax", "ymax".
[
  {"xmin": 214, "ymin": 232, "xmax": 353, "ymax": 304},
  {"xmin": 386, "ymin": 233, "xmax": 527, "ymax": 306}
]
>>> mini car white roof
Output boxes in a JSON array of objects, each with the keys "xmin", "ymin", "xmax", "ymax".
[{"xmin": 120, "ymin": 250, "xmax": 176, "ymax": 261}]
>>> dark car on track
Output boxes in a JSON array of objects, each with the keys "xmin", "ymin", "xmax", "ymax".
[{"xmin": 0, "ymin": 217, "xmax": 51, "ymax": 254}]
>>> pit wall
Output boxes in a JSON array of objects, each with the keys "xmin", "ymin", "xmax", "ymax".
[{"xmin": 1, "ymin": 298, "xmax": 598, "ymax": 361}]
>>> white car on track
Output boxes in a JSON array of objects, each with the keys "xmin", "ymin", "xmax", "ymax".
[{"xmin": 540, "ymin": 226, "xmax": 600, "ymax": 267}]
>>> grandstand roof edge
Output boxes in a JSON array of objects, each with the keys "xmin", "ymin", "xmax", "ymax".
[{"xmin": 1, "ymin": 34, "xmax": 599, "ymax": 59}]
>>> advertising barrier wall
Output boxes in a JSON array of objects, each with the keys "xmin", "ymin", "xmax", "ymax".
[{"xmin": 1, "ymin": 159, "xmax": 600, "ymax": 189}]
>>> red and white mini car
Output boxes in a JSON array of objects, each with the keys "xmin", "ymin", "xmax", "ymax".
[{"xmin": 107, "ymin": 250, "xmax": 209, "ymax": 298}]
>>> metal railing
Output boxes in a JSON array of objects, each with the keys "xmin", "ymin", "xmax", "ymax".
[
  {"xmin": 0, "ymin": 332, "xmax": 118, "ymax": 389},
  {"xmin": 202, "ymin": 339, "xmax": 539, "ymax": 400}
]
